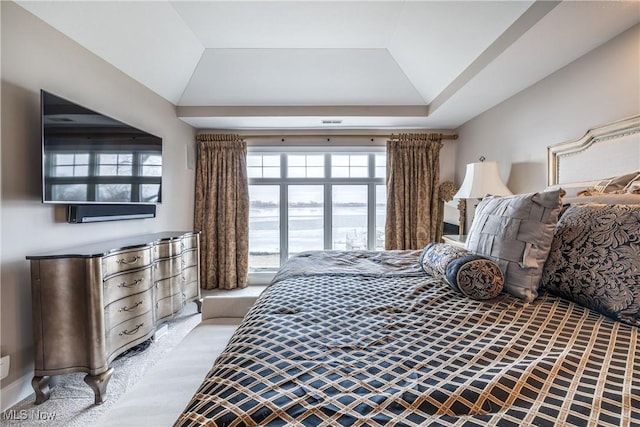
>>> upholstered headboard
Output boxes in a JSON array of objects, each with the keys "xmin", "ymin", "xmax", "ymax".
[{"xmin": 547, "ymin": 115, "xmax": 640, "ymax": 191}]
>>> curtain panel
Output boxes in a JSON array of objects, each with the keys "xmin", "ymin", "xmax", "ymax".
[
  {"xmin": 385, "ymin": 134, "xmax": 443, "ymax": 250},
  {"xmin": 194, "ymin": 134, "xmax": 249, "ymax": 290}
]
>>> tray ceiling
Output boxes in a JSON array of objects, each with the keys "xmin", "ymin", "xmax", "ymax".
[{"xmin": 17, "ymin": 1, "xmax": 640, "ymax": 129}]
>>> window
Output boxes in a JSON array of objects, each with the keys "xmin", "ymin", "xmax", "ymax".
[
  {"xmin": 288, "ymin": 155, "xmax": 324, "ymax": 178},
  {"xmin": 332, "ymin": 185, "xmax": 367, "ymax": 250},
  {"xmin": 288, "ymin": 185, "xmax": 324, "ymax": 256},
  {"xmin": 46, "ymin": 150, "xmax": 161, "ymax": 203},
  {"xmin": 331, "ymin": 154, "xmax": 368, "ymax": 178},
  {"xmin": 248, "ymin": 185, "xmax": 280, "ymax": 270},
  {"xmin": 248, "ymin": 149, "xmax": 386, "ymax": 271},
  {"xmin": 248, "ymin": 155, "xmax": 280, "ymax": 178},
  {"xmin": 52, "ymin": 153, "xmax": 90, "ymax": 177},
  {"xmin": 98, "ymin": 153, "xmax": 133, "ymax": 176}
]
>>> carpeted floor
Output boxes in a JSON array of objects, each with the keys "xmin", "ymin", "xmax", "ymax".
[{"xmin": 2, "ymin": 304, "xmax": 201, "ymax": 427}]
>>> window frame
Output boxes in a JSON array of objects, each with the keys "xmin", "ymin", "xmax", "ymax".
[{"xmin": 247, "ymin": 146, "xmax": 386, "ymax": 272}]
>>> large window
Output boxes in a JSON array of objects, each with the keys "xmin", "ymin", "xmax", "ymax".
[{"xmin": 248, "ymin": 149, "xmax": 386, "ymax": 271}]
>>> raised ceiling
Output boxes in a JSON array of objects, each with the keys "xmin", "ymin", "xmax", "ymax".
[{"xmin": 17, "ymin": 1, "xmax": 640, "ymax": 130}]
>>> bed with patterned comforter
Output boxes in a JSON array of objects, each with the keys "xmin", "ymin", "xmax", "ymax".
[{"xmin": 174, "ymin": 250, "xmax": 639, "ymax": 427}]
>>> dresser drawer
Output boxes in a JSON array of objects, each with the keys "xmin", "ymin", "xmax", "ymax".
[
  {"xmin": 182, "ymin": 235, "xmax": 198, "ymax": 251},
  {"xmin": 181, "ymin": 265, "xmax": 198, "ymax": 284},
  {"xmin": 156, "ymin": 295, "xmax": 173, "ymax": 321},
  {"xmin": 181, "ymin": 249, "xmax": 198, "ymax": 268},
  {"xmin": 103, "ymin": 266, "xmax": 153, "ymax": 306},
  {"xmin": 154, "ymin": 256, "xmax": 182, "ymax": 281},
  {"xmin": 154, "ymin": 275, "xmax": 180, "ymax": 301},
  {"xmin": 106, "ymin": 311, "xmax": 153, "ymax": 357},
  {"xmin": 104, "ymin": 290, "xmax": 153, "ymax": 331},
  {"xmin": 103, "ymin": 248, "xmax": 152, "ymax": 278},
  {"xmin": 183, "ymin": 280, "xmax": 199, "ymax": 300},
  {"xmin": 173, "ymin": 292, "xmax": 185, "ymax": 313},
  {"xmin": 153, "ymin": 240, "xmax": 182, "ymax": 260}
]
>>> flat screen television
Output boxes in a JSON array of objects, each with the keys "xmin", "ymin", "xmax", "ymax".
[{"xmin": 41, "ymin": 90, "xmax": 162, "ymax": 204}]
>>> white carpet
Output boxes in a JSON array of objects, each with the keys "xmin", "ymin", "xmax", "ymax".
[{"xmin": 2, "ymin": 304, "xmax": 201, "ymax": 427}]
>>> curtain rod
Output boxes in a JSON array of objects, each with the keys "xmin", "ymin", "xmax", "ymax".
[{"xmin": 236, "ymin": 133, "xmax": 458, "ymax": 141}]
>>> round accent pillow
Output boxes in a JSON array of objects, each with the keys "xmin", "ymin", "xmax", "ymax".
[{"xmin": 420, "ymin": 242, "xmax": 504, "ymax": 300}]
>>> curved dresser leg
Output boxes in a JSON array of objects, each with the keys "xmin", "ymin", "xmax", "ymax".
[
  {"xmin": 32, "ymin": 376, "xmax": 52, "ymax": 404},
  {"xmin": 84, "ymin": 367, "xmax": 114, "ymax": 405},
  {"xmin": 194, "ymin": 298, "xmax": 202, "ymax": 313}
]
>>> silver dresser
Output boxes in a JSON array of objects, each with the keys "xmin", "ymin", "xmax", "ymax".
[{"xmin": 26, "ymin": 231, "xmax": 201, "ymax": 405}]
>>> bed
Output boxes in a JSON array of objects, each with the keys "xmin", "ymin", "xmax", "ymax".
[{"xmin": 175, "ymin": 116, "xmax": 640, "ymax": 427}]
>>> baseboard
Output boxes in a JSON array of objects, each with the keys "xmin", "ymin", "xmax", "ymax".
[
  {"xmin": 0, "ymin": 372, "xmax": 34, "ymax": 412},
  {"xmin": 201, "ymin": 295, "xmax": 260, "ymax": 320},
  {"xmin": 248, "ymin": 272, "xmax": 275, "ymax": 285}
]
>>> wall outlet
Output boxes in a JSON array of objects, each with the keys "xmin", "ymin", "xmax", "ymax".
[{"xmin": 0, "ymin": 355, "xmax": 9, "ymax": 380}]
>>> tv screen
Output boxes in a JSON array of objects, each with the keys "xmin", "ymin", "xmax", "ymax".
[{"xmin": 41, "ymin": 90, "xmax": 162, "ymax": 204}]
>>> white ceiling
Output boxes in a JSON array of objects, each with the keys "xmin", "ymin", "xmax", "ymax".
[{"xmin": 17, "ymin": 1, "xmax": 640, "ymax": 130}]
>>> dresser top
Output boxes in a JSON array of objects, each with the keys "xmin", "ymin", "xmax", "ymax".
[{"xmin": 26, "ymin": 231, "xmax": 200, "ymax": 260}]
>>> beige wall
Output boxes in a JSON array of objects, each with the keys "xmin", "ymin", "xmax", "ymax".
[
  {"xmin": 1, "ymin": 1, "xmax": 196, "ymax": 404},
  {"xmin": 455, "ymin": 24, "xmax": 640, "ymax": 195}
]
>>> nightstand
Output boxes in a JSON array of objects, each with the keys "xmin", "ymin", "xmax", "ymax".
[{"xmin": 442, "ymin": 234, "xmax": 467, "ymax": 249}]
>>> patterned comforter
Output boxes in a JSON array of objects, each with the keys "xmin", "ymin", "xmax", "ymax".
[{"xmin": 175, "ymin": 251, "xmax": 639, "ymax": 427}]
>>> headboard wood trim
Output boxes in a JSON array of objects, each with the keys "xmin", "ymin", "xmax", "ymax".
[{"xmin": 547, "ymin": 114, "xmax": 640, "ymax": 187}]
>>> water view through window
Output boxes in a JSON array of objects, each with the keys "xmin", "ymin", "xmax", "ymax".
[{"xmin": 248, "ymin": 151, "xmax": 386, "ymax": 271}]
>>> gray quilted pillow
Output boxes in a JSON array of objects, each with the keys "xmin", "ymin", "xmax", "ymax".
[
  {"xmin": 541, "ymin": 203, "xmax": 640, "ymax": 327},
  {"xmin": 466, "ymin": 190, "xmax": 562, "ymax": 302}
]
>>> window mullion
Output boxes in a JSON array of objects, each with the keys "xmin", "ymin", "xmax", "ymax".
[
  {"xmin": 324, "ymin": 153, "xmax": 332, "ymax": 250},
  {"xmin": 280, "ymin": 153, "xmax": 288, "ymax": 265},
  {"xmin": 367, "ymin": 154, "xmax": 375, "ymax": 250},
  {"xmin": 88, "ymin": 152, "xmax": 97, "ymax": 200},
  {"xmin": 325, "ymin": 184, "xmax": 332, "ymax": 250}
]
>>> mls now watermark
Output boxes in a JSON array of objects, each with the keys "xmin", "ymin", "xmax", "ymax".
[{"xmin": 2, "ymin": 409, "xmax": 57, "ymax": 421}]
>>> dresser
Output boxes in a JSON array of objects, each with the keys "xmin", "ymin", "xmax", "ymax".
[{"xmin": 26, "ymin": 231, "xmax": 201, "ymax": 405}]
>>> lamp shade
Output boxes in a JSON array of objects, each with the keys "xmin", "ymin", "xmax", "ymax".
[{"xmin": 453, "ymin": 161, "xmax": 512, "ymax": 199}]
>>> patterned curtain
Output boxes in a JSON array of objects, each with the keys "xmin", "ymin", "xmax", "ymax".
[
  {"xmin": 385, "ymin": 134, "xmax": 443, "ymax": 250},
  {"xmin": 194, "ymin": 134, "xmax": 249, "ymax": 290}
]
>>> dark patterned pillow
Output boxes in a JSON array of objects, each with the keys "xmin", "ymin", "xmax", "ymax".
[
  {"xmin": 541, "ymin": 203, "xmax": 640, "ymax": 327},
  {"xmin": 420, "ymin": 243, "xmax": 504, "ymax": 300}
]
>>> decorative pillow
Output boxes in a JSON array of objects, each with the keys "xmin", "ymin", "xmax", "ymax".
[
  {"xmin": 596, "ymin": 171, "xmax": 640, "ymax": 193},
  {"xmin": 541, "ymin": 203, "xmax": 640, "ymax": 327},
  {"xmin": 465, "ymin": 189, "xmax": 562, "ymax": 302},
  {"xmin": 577, "ymin": 171, "xmax": 640, "ymax": 196},
  {"xmin": 624, "ymin": 179, "xmax": 640, "ymax": 194},
  {"xmin": 420, "ymin": 243, "xmax": 504, "ymax": 300},
  {"xmin": 563, "ymin": 193, "xmax": 640, "ymax": 206}
]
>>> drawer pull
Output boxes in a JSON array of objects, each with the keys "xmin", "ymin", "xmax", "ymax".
[
  {"xmin": 118, "ymin": 301, "xmax": 143, "ymax": 312},
  {"xmin": 118, "ymin": 278, "xmax": 144, "ymax": 289},
  {"xmin": 116, "ymin": 255, "xmax": 142, "ymax": 265},
  {"xmin": 119, "ymin": 323, "xmax": 144, "ymax": 336}
]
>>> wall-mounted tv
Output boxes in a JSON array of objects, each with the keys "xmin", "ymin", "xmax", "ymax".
[{"xmin": 41, "ymin": 90, "xmax": 162, "ymax": 204}]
